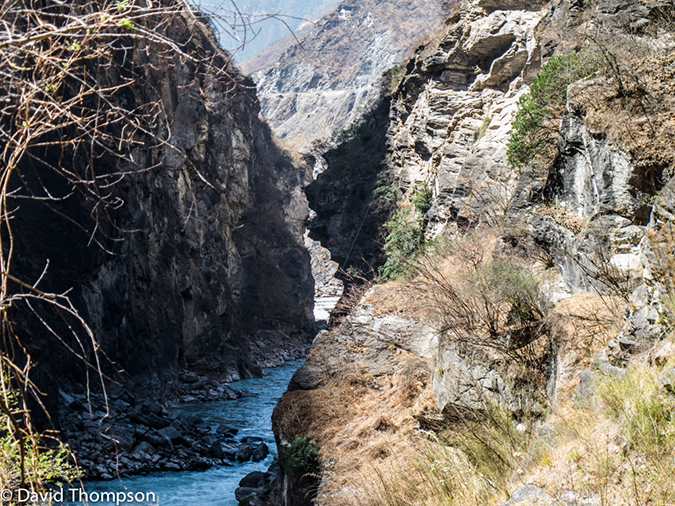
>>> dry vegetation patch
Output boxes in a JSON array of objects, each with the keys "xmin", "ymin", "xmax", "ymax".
[
  {"xmin": 569, "ymin": 50, "xmax": 675, "ymax": 174},
  {"xmin": 551, "ymin": 293, "xmax": 624, "ymax": 400},
  {"xmin": 516, "ymin": 350, "xmax": 675, "ymax": 506},
  {"xmin": 274, "ymin": 357, "xmax": 439, "ymax": 505}
]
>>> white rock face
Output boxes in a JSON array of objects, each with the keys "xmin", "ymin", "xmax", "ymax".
[{"xmin": 388, "ymin": 3, "xmax": 546, "ymax": 237}]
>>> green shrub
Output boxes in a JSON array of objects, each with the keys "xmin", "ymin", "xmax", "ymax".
[
  {"xmin": 284, "ymin": 436, "xmax": 321, "ymax": 476},
  {"xmin": 411, "ymin": 184, "xmax": 433, "ymax": 215},
  {"xmin": 378, "ymin": 183, "xmax": 434, "ymax": 280},
  {"xmin": 507, "ymin": 49, "xmax": 599, "ymax": 169},
  {"xmin": 465, "ymin": 259, "xmax": 543, "ymax": 328},
  {"xmin": 0, "ymin": 381, "xmax": 81, "ymax": 491},
  {"xmin": 388, "ymin": 65, "xmax": 405, "ymax": 90},
  {"xmin": 372, "ymin": 180, "xmax": 400, "ymax": 207},
  {"xmin": 378, "ymin": 208, "xmax": 423, "ymax": 280}
]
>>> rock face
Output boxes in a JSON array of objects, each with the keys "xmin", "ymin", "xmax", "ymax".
[
  {"xmin": 8, "ymin": 6, "xmax": 314, "ymax": 410},
  {"xmin": 530, "ymin": 106, "xmax": 658, "ymax": 294},
  {"xmin": 289, "ymin": 287, "xmax": 438, "ymax": 391},
  {"xmin": 268, "ymin": 0, "xmax": 675, "ymax": 504},
  {"xmin": 388, "ymin": 1, "xmax": 545, "ymax": 236},
  {"xmin": 246, "ymin": 0, "xmax": 446, "ymax": 152},
  {"xmin": 304, "ymin": 99, "xmax": 394, "ymax": 279}
]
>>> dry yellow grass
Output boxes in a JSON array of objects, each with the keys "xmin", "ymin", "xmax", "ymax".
[
  {"xmin": 274, "ymin": 354, "xmax": 441, "ymax": 505},
  {"xmin": 510, "ymin": 349, "xmax": 675, "ymax": 506},
  {"xmin": 551, "ymin": 293, "xmax": 623, "ymax": 400}
]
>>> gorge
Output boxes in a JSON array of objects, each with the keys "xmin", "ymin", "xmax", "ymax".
[{"xmin": 3, "ymin": 0, "xmax": 675, "ymax": 505}]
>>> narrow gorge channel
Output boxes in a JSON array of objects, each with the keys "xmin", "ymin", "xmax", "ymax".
[{"xmin": 6, "ymin": 0, "xmax": 675, "ymax": 505}]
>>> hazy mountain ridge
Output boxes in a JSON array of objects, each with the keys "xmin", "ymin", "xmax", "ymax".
[{"xmin": 247, "ymin": 0, "xmax": 447, "ymax": 152}]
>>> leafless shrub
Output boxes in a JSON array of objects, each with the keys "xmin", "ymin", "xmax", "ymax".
[{"xmin": 413, "ymin": 234, "xmax": 552, "ymax": 373}]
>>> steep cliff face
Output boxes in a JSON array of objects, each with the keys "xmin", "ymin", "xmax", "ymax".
[
  {"xmin": 246, "ymin": 0, "xmax": 446, "ymax": 153},
  {"xmin": 388, "ymin": 0, "xmax": 545, "ymax": 235},
  {"xmin": 8, "ymin": 7, "xmax": 314, "ymax": 405},
  {"xmin": 269, "ymin": 0, "xmax": 675, "ymax": 504}
]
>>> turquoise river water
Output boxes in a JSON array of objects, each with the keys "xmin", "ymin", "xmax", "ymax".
[{"xmin": 60, "ymin": 359, "xmax": 304, "ymax": 506}]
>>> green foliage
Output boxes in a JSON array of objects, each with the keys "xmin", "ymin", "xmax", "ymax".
[
  {"xmin": 0, "ymin": 439, "xmax": 80, "ymax": 488},
  {"xmin": 242, "ymin": 74, "xmax": 256, "ymax": 87},
  {"xmin": 507, "ymin": 49, "xmax": 599, "ymax": 169},
  {"xmin": 372, "ymin": 176, "xmax": 400, "ymax": 207},
  {"xmin": 378, "ymin": 208, "xmax": 423, "ymax": 280},
  {"xmin": 119, "ymin": 17, "xmax": 134, "ymax": 30},
  {"xmin": 411, "ymin": 184, "xmax": 433, "ymax": 215},
  {"xmin": 464, "ymin": 259, "xmax": 543, "ymax": 331},
  {"xmin": 388, "ymin": 65, "xmax": 405, "ymax": 90},
  {"xmin": 473, "ymin": 115, "xmax": 492, "ymax": 142},
  {"xmin": 284, "ymin": 436, "xmax": 321, "ymax": 475},
  {"xmin": 378, "ymin": 183, "xmax": 434, "ymax": 280},
  {"xmin": 475, "ymin": 260, "xmax": 541, "ymax": 324},
  {"xmin": 335, "ymin": 120, "xmax": 374, "ymax": 145},
  {"xmin": 0, "ymin": 383, "xmax": 81, "ymax": 491},
  {"xmin": 66, "ymin": 40, "xmax": 82, "ymax": 52}
]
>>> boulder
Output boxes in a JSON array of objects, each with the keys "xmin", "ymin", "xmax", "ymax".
[
  {"xmin": 180, "ymin": 371, "xmax": 199, "ymax": 383},
  {"xmin": 234, "ymin": 487, "xmax": 259, "ymax": 502},
  {"xmin": 112, "ymin": 431, "xmax": 135, "ymax": 452},
  {"xmin": 660, "ymin": 368, "xmax": 675, "ymax": 394},
  {"xmin": 209, "ymin": 443, "xmax": 225, "ymax": 460},
  {"xmin": 158, "ymin": 426, "xmax": 186, "ymax": 446},
  {"xmin": 216, "ymin": 424, "xmax": 239, "ymax": 437},
  {"xmin": 653, "ymin": 340, "xmax": 675, "ymax": 367},
  {"xmin": 239, "ymin": 471, "xmax": 266, "ymax": 488},
  {"xmin": 132, "ymin": 441, "xmax": 156, "ymax": 456},
  {"xmin": 252, "ymin": 443, "xmax": 269, "ymax": 462},
  {"xmin": 501, "ymin": 484, "xmax": 549, "ymax": 505},
  {"xmin": 223, "ymin": 445, "xmax": 238, "ymax": 461},
  {"xmin": 140, "ymin": 399, "xmax": 165, "ymax": 416},
  {"xmin": 237, "ymin": 443, "xmax": 254, "ymax": 462}
]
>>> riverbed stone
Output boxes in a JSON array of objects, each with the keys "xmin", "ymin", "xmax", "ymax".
[
  {"xmin": 210, "ymin": 443, "xmax": 225, "ymax": 460},
  {"xmin": 159, "ymin": 426, "xmax": 186, "ymax": 446},
  {"xmin": 132, "ymin": 441, "xmax": 155, "ymax": 456},
  {"xmin": 223, "ymin": 445, "xmax": 238, "ymax": 461},
  {"xmin": 252, "ymin": 442, "xmax": 269, "ymax": 462},
  {"xmin": 234, "ymin": 487, "xmax": 259, "ymax": 502},
  {"xmin": 237, "ymin": 443, "xmax": 254, "ymax": 462},
  {"xmin": 140, "ymin": 399, "xmax": 165, "ymax": 416},
  {"xmin": 240, "ymin": 471, "xmax": 266, "ymax": 488},
  {"xmin": 216, "ymin": 424, "xmax": 239, "ymax": 437}
]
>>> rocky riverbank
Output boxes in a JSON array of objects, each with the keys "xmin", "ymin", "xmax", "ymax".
[{"xmin": 60, "ymin": 377, "xmax": 274, "ymax": 480}]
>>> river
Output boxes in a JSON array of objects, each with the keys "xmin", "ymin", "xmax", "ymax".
[{"xmin": 62, "ymin": 359, "xmax": 304, "ymax": 506}]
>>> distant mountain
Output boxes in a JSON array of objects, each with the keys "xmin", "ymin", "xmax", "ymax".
[
  {"xmin": 202, "ymin": 0, "xmax": 338, "ymax": 62},
  {"xmin": 242, "ymin": 0, "xmax": 446, "ymax": 153}
]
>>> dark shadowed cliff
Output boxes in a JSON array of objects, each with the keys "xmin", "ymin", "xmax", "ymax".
[{"xmin": 2, "ymin": 1, "xmax": 314, "ymax": 411}]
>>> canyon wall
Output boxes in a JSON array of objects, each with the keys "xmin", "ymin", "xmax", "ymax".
[
  {"xmin": 264, "ymin": 0, "xmax": 675, "ymax": 504},
  {"xmin": 245, "ymin": 0, "xmax": 447, "ymax": 153},
  {"xmin": 6, "ymin": 6, "xmax": 315, "ymax": 408}
]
